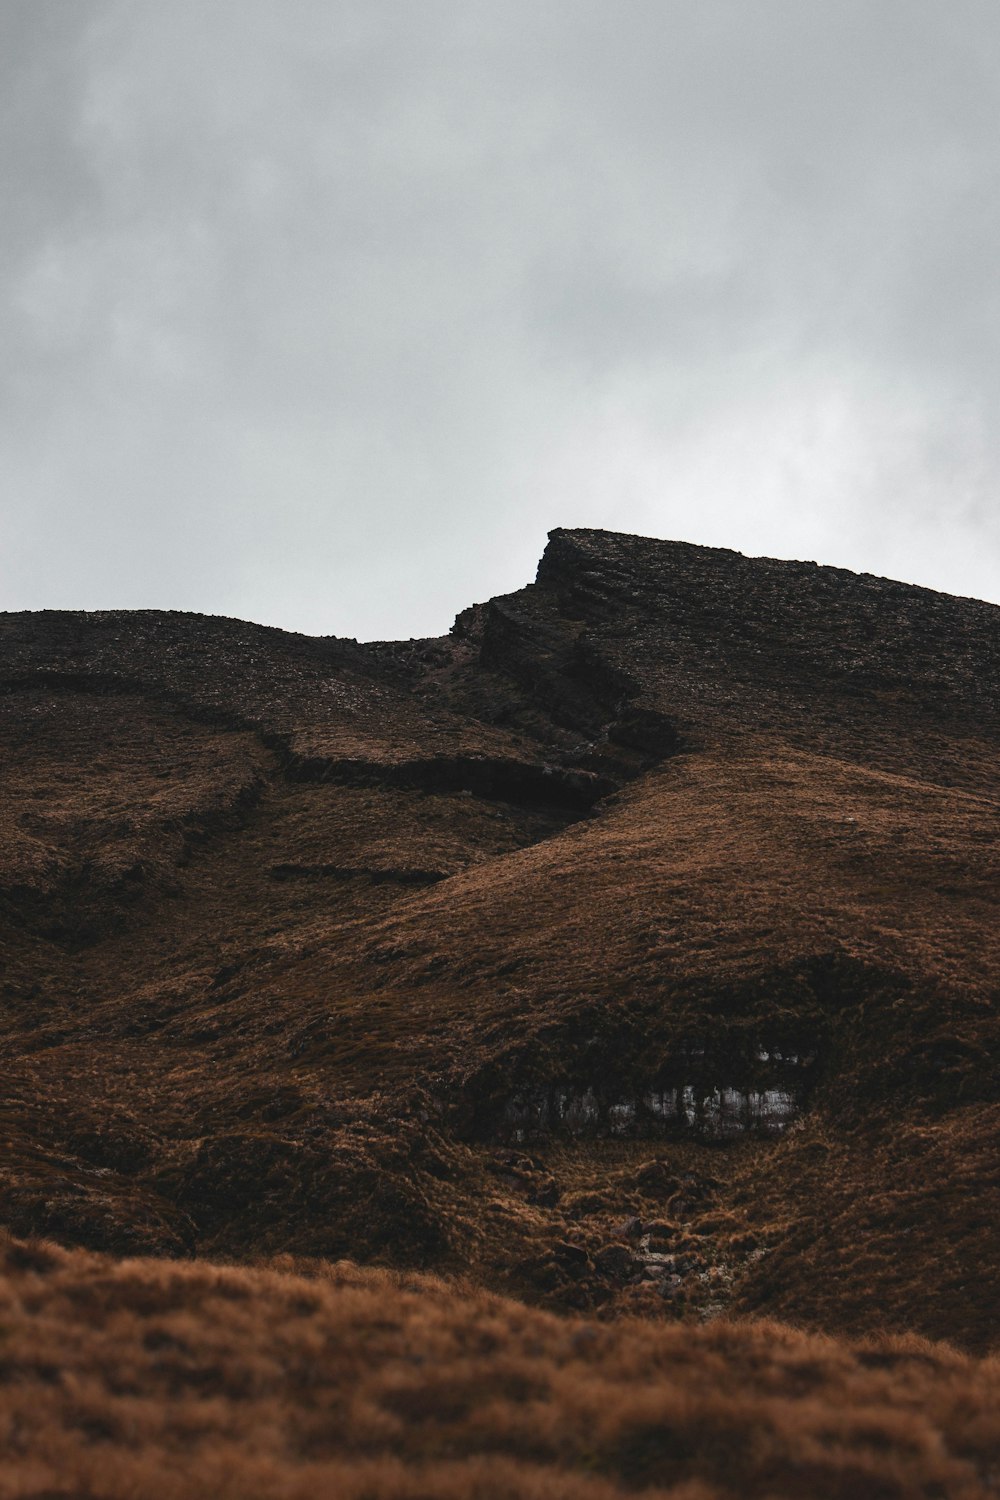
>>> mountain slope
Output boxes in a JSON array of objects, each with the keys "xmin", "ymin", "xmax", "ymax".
[{"xmin": 1, "ymin": 528, "xmax": 997, "ymax": 1365}]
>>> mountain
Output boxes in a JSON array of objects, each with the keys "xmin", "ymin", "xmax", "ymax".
[{"xmin": 1, "ymin": 527, "xmax": 998, "ymax": 1497}]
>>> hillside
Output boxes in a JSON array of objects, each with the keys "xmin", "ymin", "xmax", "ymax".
[{"xmin": 1, "ymin": 527, "xmax": 998, "ymax": 1495}]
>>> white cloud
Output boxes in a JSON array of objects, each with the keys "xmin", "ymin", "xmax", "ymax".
[{"xmin": 2, "ymin": 0, "xmax": 999, "ymax": 634}]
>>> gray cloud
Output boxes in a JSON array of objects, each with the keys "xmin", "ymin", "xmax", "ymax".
[{"xmin": 3, "ymin": 0, "xmax": 999, "ymax": 636}]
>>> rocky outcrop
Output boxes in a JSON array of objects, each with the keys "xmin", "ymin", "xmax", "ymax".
[{"xmin": 501, "ymin": 1081, "xmax": 800, "ymax": 1142}]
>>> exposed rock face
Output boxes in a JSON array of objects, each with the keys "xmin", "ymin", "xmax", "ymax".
[
  {"xmin": 502, "ymin": 1081, "xmax": 800, "ymax": 1142},
  {"xmin": 1, "ymin": 528, "xmax": 998, "ymax": 1353}
]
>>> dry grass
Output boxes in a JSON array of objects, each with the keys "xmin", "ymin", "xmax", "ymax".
[
  {"xmin": 1, "ymin": 531, "xmax": 999, "ymax": 1491},
  {"xmin": 1, "ymin": 715, "xmax": 998, "ymax": 1348},
  {"xmin": 1, "ymin": 1232, "xmax": 998, "ymax": 1499}
]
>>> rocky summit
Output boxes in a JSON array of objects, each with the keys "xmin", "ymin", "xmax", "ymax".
[{"xmin": 1, "ymin": 527, "xmax": 998, "ymax": 1498}]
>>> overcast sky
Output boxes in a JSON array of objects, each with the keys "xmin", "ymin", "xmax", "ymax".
[{"xmin": 3, "ymin": 1, "xmax": 1000, "ymax": 638}]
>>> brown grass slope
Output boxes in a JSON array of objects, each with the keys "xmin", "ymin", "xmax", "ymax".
[
  {"xmin": 2, "ymin": 1231, "xmax": 999, "ymax": 1500},
  {"xmin": 0, "ymin": 530, "xmax": 998, "ymax": 1369}
]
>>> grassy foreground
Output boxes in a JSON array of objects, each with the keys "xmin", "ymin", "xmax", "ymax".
[{"xmin": 1, "ymin": 1232, "xmax": 997, "ymax": 1500}]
